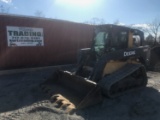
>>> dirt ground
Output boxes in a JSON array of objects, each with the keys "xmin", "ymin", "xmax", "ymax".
[{"xmin": 0, "ymin": 66, "xmax": 160, "ymax": 120}]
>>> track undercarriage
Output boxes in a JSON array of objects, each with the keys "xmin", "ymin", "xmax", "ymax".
[{"xmin": 99, "ymin": 63, "xmax": 147, "ymax": 98}]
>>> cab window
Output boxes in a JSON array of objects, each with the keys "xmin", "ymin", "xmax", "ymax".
[{"xmin": 94, "ymin": 32, "xmax": 108, "ymax": 53}]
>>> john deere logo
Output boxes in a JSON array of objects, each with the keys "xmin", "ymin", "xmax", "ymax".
[{"xmin": 124, "ymin": 51, "xmax": 135, "ymax": 57}]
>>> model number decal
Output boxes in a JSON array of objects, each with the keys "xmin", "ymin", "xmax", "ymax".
[{"xmin": 124, "ymin": 51, "xmax": 135, "ymax": 57}]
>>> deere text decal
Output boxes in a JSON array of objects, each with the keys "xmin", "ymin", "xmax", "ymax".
[{"xmin": 7, "ymin": 26, "xmax": 44, "ymax": 47}]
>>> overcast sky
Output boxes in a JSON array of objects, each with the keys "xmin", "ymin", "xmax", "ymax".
[{"xmin": 0, "ymin": 0, "xmax": 160, "ymax": 25}]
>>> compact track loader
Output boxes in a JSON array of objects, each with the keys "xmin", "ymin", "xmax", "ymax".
[{"xmin": 40, "ymin": 24, "xmax": 149, "ymax": 113}]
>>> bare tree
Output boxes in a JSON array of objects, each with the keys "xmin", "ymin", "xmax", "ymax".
[
  {"xmin": 149, "ymin": 18, "xmax": 160, "ymax": 44},
  {"xmin": 146, "ymin": 34, "xmax": 155, "ymax": 46},
  {"xmin": 34, "ymin": 10, "xmax": 45, "ymax": 17},
  {"xmin": 84, "ymin": 17, "xmax": 105, "ymax": 25},
  {"xmin": 113, "ymin": 19, "xmax": 120, "ymax": 25},
  {"xmin": 132, "ymin": 17, "xmax": 160, "ymax": 45},
  {"xmin": 0, "ymin": 5, "xmax": 10, "ymax": 13}
]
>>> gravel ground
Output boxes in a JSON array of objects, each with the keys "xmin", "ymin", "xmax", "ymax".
[{"xmin": 0, "ymin": 66, "xmax": 160, "ymax": 120}]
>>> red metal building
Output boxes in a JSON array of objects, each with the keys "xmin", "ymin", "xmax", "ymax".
[{"xmin": 0, "ymin": 14, "xmax": 94, "ymax": 70}]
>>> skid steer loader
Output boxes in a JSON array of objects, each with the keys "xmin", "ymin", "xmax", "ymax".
[{"xmin": 40, "ymin": 24, "xmax": 149, "ymax": 113}]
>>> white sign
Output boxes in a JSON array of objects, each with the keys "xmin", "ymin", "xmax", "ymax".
[{"xmin": 7, "ymin": 26, "xmax": 44, "ymax": 47}]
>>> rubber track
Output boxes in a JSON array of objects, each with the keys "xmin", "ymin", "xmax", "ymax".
[{"xmin": 98, "ymin": 64, "xmax": 147, "ymax": 98}]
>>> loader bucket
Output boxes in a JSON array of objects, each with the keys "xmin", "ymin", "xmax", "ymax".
[{"xmin": 41, "ymin": 70, "xmax": 102, "ymax": 112}]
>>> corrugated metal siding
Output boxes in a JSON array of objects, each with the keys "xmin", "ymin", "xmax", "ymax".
[{"xmin": 0, "ymin": 15, "xmax": 94, "ymax": 69}]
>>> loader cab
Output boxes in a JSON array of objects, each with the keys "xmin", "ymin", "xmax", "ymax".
[
  {"xmin": 76, "ymin": 24, "xmax": 146, "ymax": 78},
  {"xmin": 132, "ymin": 29, "xmax": 144, "ymax": 47},
  {"xmin": 93, "ymin": 31, "xmax": 108, "ymax": 55},
  {"xmin": 93, "ymin": 25, "xmax": 129, "ymax": 56},
  {"xmin": 93, "ymin": 25, "xmax": 144, "ymax": 57}
]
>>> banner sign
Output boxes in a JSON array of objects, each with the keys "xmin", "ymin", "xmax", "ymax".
[{"xmin": 7, "ymin": 26, "xmax": 44, "ymax": 47}]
